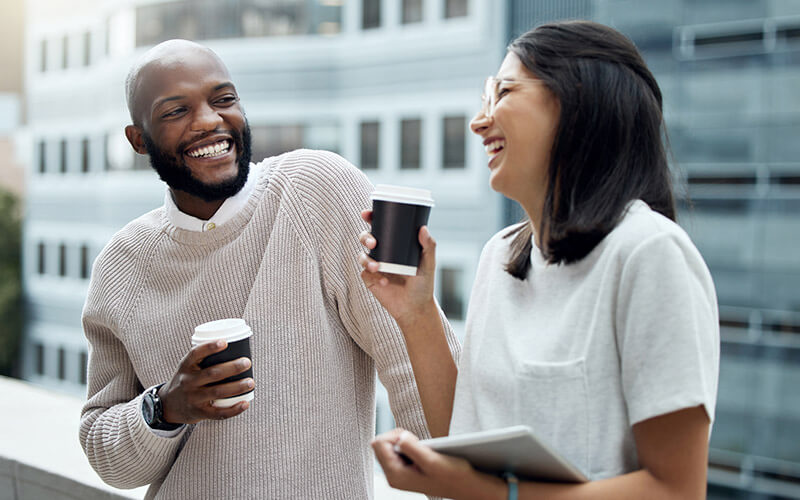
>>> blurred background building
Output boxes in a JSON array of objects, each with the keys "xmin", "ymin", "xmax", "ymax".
[
  {"xmin": 0, "ymin": 0, "xmax": 25, "ymax": 198},
  {"xmin": 16, "ymin": 0, "xmax": 800, "ymax": 498}
]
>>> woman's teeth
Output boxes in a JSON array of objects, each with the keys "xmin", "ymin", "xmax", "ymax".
[{"xmin": 485, "ymin": 139, "xmax": 505, "ymax": 156}]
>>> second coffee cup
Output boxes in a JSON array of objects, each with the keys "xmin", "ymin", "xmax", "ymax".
[
  {"xmin": 191, "ymin": 318, "xmax": 254, "ymax": 408},
  {"xmin": 369, "ymin": 184, "xmax": 435, "ymax": 276}
]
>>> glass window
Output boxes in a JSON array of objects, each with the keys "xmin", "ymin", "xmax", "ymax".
[
  {"xmin": 83, "ymin": 31, "xmax": 91, "ymax": 66},
  {"xmin": 35, "ymin": 344, "xmax": 45, "ymax": 376},
  {"xmin": 37, "ymin": 242, "xmax": 46, "ymax": 275},
  {"xmin": 440, "ymin": 267, "xmax": 464, "ymax": 320},
  {"xmin": 250, "ymin": 124, "xmax": 304, "ymax": 161},
  {"xmin": 103, "ymin": 133, "xmax": 111, "ymax": 171},
  {"xmin": 400, "ymin": 118, "xmax": 422, "ymax": 169},
  {"xmin": 362, "ymin": 0, "xmax": 381, "ymax": 29},
  {"xmin": 62, "ymin": 35, "xmax": 68, "ymax": 69},
  {"xmin": 80, "ymin": 244, "xmax": 90, "ymax": 280},
  {"xmin": 81, "ymin": 138, "xmax": 90, "ymax": 173},
  {"xmin": 60, "ymin": 139, "xmax": 67, "ymax": 173},
  {"xmin": 402, "ymin": 0, "xmax": 423, "ymax": 24},
  {"xmin": 40, "ymin": 39, "xmax": 47, "ymax": 72},
  {"xmin": 58, "ymin": 244, "xmax": 67, "ymax": 277},
  {"xmin": 135, "ymin": 0, "xmax": 341, "ymax": 46},
  {"xmin": 360, "ymin": 121, "xmax": 380, "ymax": 170},
  {"xmin": 38, "ymin": 141, "xmax": 46, "ymax": 174},
  {"xmin": 442, "ymin": 116, "xmax": 466, "ymax": 169},
  {"xmin": 444, "ymin": 0, "xmax": 468, "ymax": 19},
  {"xmin": 79, "ymin": 351, "xmax": 88, "ymax": 385},
  {"xmin": 57, "ymin": 348, "xmax": 66, "ymax": 380}
]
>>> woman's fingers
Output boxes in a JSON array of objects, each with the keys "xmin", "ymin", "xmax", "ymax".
[
  {"xmin": 359, "ymin": 230, "xmax": 377, "ymax": 250},
  {"xmin": 361, "ymin": 209, "xmax": 373, "ymax": 224},
  {"xmin": 374, "ymin": 428, "xmax": 407, "ymax": 444},
  {"xmin": 418, "ymin": 226, "xmax": 437, "ymax": 276},
  {"xmin": 393, "ymin": 431, "xmax": 438, "ymax": 469}
]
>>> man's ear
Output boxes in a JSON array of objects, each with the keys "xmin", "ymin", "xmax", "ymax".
[{"xmin": 124, "ymin": 125, "xmax": 147, "ymax": 155}]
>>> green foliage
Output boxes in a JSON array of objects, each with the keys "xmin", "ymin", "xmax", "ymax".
[{"xmin": 0, "ymin": 189, "xmax": 22, "ymax": 377}]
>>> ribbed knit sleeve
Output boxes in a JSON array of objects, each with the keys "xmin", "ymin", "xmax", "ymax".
[
  {"xmin": 282, "ymin": 150, "xmax": 461, "ymax": 440},
  {"xmin": 79, "ymin": 212, "xmax": 186, "ymax": 489}
]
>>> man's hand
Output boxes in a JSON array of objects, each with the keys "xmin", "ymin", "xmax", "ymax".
[{"xmin": 159, "ymin": 340, "xmax": 254, "ymax": 424}]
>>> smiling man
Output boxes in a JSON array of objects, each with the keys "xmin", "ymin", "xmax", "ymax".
[{"xmin": 79, "ymin": 39, "xmax": 459, "ymax": 499}]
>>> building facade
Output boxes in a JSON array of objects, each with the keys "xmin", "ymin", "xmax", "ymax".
[{"xmin": 21, "ymin": 0, "xmax": 800, "ymax": 497}]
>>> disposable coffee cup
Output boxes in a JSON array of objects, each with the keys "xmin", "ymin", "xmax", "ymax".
[
  {"xmin": 369, "ymin": 185, "xmax": 435, "ymax": 276},
  {"xmin": 191, "ymin": 318, "xmax": 254, "ymax": 408}
]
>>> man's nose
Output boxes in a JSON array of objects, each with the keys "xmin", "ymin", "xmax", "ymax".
[{"xmin": 190, "ymin": 102, "xmax": 223, "ymax": 132}]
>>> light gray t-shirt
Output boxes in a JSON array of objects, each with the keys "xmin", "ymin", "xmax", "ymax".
[{"xmin": 449, "ymin": 200, "xmax": 719, "ymax": 480}]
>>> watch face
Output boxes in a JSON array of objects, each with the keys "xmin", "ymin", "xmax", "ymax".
[{"xmin": 142, "ymin": 393, "xmax": 156, "ymax": 424}]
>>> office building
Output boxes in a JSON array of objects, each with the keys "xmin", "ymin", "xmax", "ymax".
[{"xmin": 20, "ymin": 1, "xmax": 800, "ymax": 497}]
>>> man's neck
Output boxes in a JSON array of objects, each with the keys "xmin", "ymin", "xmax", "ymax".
[{"xmin": 171, "ymin": 189, "xmax": 226, "ymax": 220}]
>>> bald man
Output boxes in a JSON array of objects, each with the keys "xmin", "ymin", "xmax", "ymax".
[{"xmin": 79, "ymin": 40, "xmax": 459, "ymax": 499}]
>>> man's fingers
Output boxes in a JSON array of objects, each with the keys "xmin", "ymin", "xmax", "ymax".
[
  {"xmin": 195, "ymin": 357, "xmax": 251, "ymax": 386},
  {"xmin": 206, "ymin": 400, "xmax": 250, "ymax": 420},
  {"xmin": 206, "ymin": 377, "xmax": 255, "ymax": 401},
  {"xmin": 185, "ymin": 340, "xmax": 228, "ymax": 368}
]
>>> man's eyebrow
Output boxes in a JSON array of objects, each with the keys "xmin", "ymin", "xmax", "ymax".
[
  {"xmin": 153, "ymin": 95, "xmax": 186, "ymax": 111},
  {"xmin": 213, "ymin": 82, "xmax": 236, "ymax": 92}
]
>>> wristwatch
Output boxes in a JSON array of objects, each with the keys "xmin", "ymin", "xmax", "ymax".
[{"xmin": 142, "ymin": 383, "xmax": 182, "ymax": 431}]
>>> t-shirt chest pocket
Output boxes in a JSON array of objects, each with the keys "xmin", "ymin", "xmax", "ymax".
[{"xmin": 514, "ymin": 357, "xmax": 590, "ymax": 475}]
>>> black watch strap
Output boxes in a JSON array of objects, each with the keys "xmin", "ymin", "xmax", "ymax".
[{"xmin": 143, "ymin": 383, "xmax": 182, "ymax": 431}]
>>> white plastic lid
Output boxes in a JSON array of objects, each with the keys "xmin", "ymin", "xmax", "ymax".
[
  {"xmin": 191, "ymin": 318, "xmax": 252, "ymax": 345},
  {"xmin": 371, "ymin": 185, "xmax": 435, "ymax": 207}
]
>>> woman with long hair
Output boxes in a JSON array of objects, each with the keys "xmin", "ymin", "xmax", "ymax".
[{"xmin": 360, "ymin": 20, "xmax": 719, "ymax": 499}]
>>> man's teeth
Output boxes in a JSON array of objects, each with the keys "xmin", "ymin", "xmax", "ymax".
[
  {"xmin": 485, "ymin": 139, "xmax": 505, "ymax": 156},
  {"xmin": 188, "ymin": 141, "xmax": 230, "ymax": 158}
]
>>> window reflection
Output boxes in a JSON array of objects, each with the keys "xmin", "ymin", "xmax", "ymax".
[
  {"xmin": 440, "ymin": 267, "xmax": 464, "ymax": 320},
  {"xmin": 136, "ymin": 0, "xmax": 342, "ymax": 46},
  {"xmin": 400, "ymin": 118, "xmax": 422, "ymax": 169},
  {"xmin": 442, "ymin": 115, "xmax": 466, "ymax": 169},
  {"xmin": 359, "ymin": 121, "xmax": 380, "ymax": 170}
]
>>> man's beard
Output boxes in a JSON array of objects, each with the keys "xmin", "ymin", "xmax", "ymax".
[{"xmin": 143, "ymin": 122, "xmax": 252, "ymax": 202}]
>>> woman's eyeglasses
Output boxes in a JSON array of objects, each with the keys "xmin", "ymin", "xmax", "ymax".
[{"xmin": 480, "ymin": 76, "xmax": 545, "ymax": 117}]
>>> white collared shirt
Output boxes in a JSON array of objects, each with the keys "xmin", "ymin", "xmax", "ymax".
[{"xmin": 164, "ymin": 162, "xmax": 261, "ymax": 232}]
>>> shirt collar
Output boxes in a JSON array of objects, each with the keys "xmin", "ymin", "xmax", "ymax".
[{"xmin": 165, "ymin": 163, "xmax": 260, "ymax": 232}]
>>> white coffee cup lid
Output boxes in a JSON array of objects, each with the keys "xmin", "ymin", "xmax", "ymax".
[
  {"xmin": 192, "ymin": 318, "xmax": 252, "ymax": 345},
  {"xmin": 371, "ymin": 185, "xmax": 435, "ymax": 207}
]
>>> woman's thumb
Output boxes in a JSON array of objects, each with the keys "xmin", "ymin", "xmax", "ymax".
[{"xmin": 418, "ymin": 226, "xmax": 437, "ymax": 275}]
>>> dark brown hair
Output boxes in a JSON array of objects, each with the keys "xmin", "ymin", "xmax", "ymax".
[{"xmin": 503, "ymin": 20, "xmax": 676, "ymax": 279}]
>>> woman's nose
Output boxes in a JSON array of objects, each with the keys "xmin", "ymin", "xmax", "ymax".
[{"xmin": 469, "ymin": 109, "xmax": 491, "ymax": 135}]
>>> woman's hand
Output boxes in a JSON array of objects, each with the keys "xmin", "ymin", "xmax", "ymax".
[
  {"xmin": 360, "ymin": 210, "xmax": 458, "ymax": 436},
  {"xmin": 358, "ymin": 210, "xmax": 438, "ymax": 330},
  {"xmin": 372, "ymin": 428, "xmax": 506, "ymax": 500}
]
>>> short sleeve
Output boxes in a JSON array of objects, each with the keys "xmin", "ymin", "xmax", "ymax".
[{"xmin": 616, "ymin": 232, "xmax": 720, "ymax": 426}]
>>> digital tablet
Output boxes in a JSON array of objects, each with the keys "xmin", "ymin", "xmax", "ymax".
[{"xmin": 418, "ymin": 425, "xmax": 588, "ymax": 483}]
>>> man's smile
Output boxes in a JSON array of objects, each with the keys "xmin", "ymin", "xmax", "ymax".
[{"xmin": 185, "ymin": 138, "xmax": 233, "ymax": 159}]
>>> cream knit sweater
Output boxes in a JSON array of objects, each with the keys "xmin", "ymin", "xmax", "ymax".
[{"xmin": 79, "ymin": 150, "xmax": 460, "ymax": 499}]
